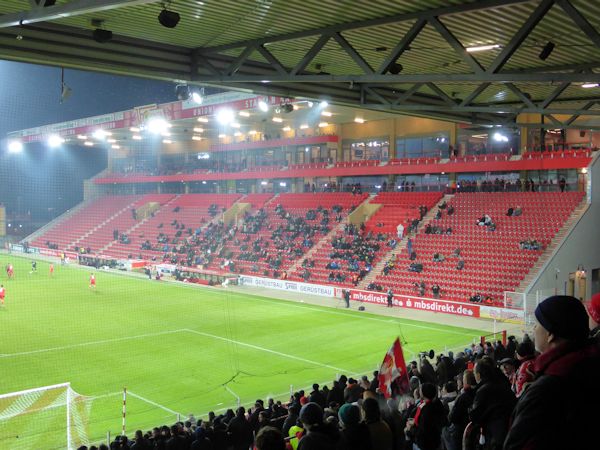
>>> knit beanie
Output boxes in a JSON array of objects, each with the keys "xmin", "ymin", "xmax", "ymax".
[
  {"xmin": 338, "ymin": 403, "xmax": 360, "ymax": 426},
  {"xmin": 587, "ymin": 293, "xmax": 600, "ymax": 324},
  {"xmin": 299, "ymin": 402, "xmax": 323, "ymax": 426},
  {"xmin": 534, "ymin": 295, "xmax": 589, "ymax": 341}
]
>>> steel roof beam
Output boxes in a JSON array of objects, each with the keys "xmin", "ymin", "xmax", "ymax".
[
  {"xmin": 332, "ymin": 32, "xmax": 374, "ymax": 75},
  {"xmin": 558, "ymin": 0, "xmax": 600, "ymax": 49},
  {"xmin": 0, "ymin": 0, "xmax": 162, "ymax": 28},
  {"xmin": 392, "ymin": 83, "xmax": 424, "ymax": 106},
  {"xmin": 505, "ymin": 83, "xmax": 536, "ymax": 108},
  {"xmin": 540, "ymin": 82, "xmax": 570, "ymax": 108},
  {"xmin": 361, "ymin": 103, "xmax": 600, "ymax": 116},
  {"xmin": 460, "ymin": 83, "xmax": 491, "ymax": 107},
  {"xmin": 256, "ymin": 45, "xmax": 288, "ymax": 76},
  {"xmin": 426, "ymin": 82, "xmax": 457, "ymax": 106},
  {"xmin": 565, "ymin": 101, "xmax": 596, "ymax": 125},
  {"xmin": 428, "ymin": 16, "xmax": 484, "ymax": 74},
  {"xmin": 190, "ymin": 72, "xmax": 600, "ymax": 83},
  {"xmin": 197, "ymin": 0, "xmax": 530, "ymax": 55},
  {"xmin": 290, "ymin": 34, "xmax": 330, "ymax": 76},
  {"xmin": 376, "ymin": 19, "xmax": 427, "ymax": 75},
  {"xmin": 487, "ymin": 0, "xmax": 555, "ymax": 74}
]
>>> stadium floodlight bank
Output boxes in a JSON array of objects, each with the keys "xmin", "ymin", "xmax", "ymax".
[{"xmin": 0, "ymin": 382, "xmax": 90, "ymax": 450}]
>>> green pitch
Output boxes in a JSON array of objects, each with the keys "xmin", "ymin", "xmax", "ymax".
[{"xmin": 0, "ymin": 256, "xmax": 485, "ymax": 449}]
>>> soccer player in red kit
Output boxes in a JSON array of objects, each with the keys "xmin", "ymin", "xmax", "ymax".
[
  {"xmin": 49, "ymin": 264, "xmax": 54, "ymax": 277},
  {"xmin": 6, "ymin": 264, "xmax": 13, "ymax": 279},
  {"xmin": 89, "ymin": 273, "xmax": 96, "ymax": 288},
  {"xmin": 0, "ymin": 284, "xmax": 5, "ymax": 306}
]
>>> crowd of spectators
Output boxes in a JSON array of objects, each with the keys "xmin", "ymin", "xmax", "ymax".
[{"xmin": 79, "ymin": 294, "xmax": 600, "ymax": 450}]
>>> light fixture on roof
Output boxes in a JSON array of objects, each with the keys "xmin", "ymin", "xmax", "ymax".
[
  {"xmin": 191, "ymin": 87, "xmax": 204, "ymax": 104},
  {"xmin": 193, "ymin": 127, "xmax": 204, "ymax": 133},
  {"xmin": 107, "ymin": 138, "xmax": 117, "ymax": 143},
  {"xmin": 307, "ymin": 101, "xmax": 314, "ymax": 108},
  {"xmin": 234, "ymin": 131, "xmax": 242, "ymax": 137},
  {"xmin": 319, "ymin": 101, "xmax": 329, "ymax": 108},
  {"xmin": 192, "ymin": 135, "xmax": 202, "ymax": 141},
  {"xmin": 158, "ymin": 5, "xmax": 180, "ymax": 28},
  {"xmin": 130, "ymin": 127, "xmax": 140, "ymax": 132},
  {"xmin": 216, "ymin": 109, "xmax": 234, "ymax": 125},
  {"xmin": 146, "ymin": 118, "xmax": 170, "ymax": 134},
  {"xmin": 111, "ymin": 144, "xmax": 120, "ymax": 149},
  {"xmin": 47, "ymin": 135, "xmax": 64, "ymax": 148},
  {"xmin": 466, "ymin": 44, "xmax": 500, "ymax": 52},
  {"xmin": 162, "ymin": 139, "xmax": 173, "ymax": 144},
  {"xmin": 8, "ymin": 141, "xmax": 23, "ymax": 153},
  {"xmin": 218, "ymin": 133, "xmax": 226, "ymax": 138},
  {"xmin": 175, "ymin": 84, "xmax": 190, "ymax": 101},
  {"xmin": 239, "ymin": 111, "xmax": 250, "ymax": 117},
  {"xmin": 581, "ymin": 83, "xmax": 599, "ymax": 88},
  {"xmin": 280, "ymin": 104, "xmax": 294, "ymax": 113},
  {"xmin": 300, "ymin": 124, "xmax": 309, "ymax": 129},
  {"xmin": 272, "ymin": 117, "xmax": 283, "ymax": 123},
  {"xmin": 321, "ymin": 111, "xmax": 332, "ymax": 117},
  {"xmin": 318, "ymin": 122, "xmax": 328, "ymax": 128},
  {"xmin": 539, "ymin": 41, "xmax": 555, "ymax": 61},
  {"xmin": 387, "ymin": 62, "xmax": 403, "ymax": 74},
  {"xmin": 261, "ymin": 181, "xmax": 268, "ymax": 186},
  {"xmin": 77, "ymin": 135, "xmax": 87, "ymax": 140},
  {"xmin": 91, "ymin": 19, "xmax": 113, "ymax": 44},
  {"xmin": 84, "ymin": 141, "xmax": 94, "ymax": 147},
  {"xmin": 258, "ymin": 100, "xmax": 269, "ymax": 112},
  {"xmin": 354, "ymin": 118, "xmax": 365, "ymax": 124},
  {"xmin": 231, "ymin": 122, "xmax": 241, "ymax": 128},
  {"xmin": 132, "ymin": 135, "xmax": 142, "ymax": 140},
  {"xmin": 282, "ymin": 126, "xmax": 291, "ymax": 131},
  {"xmin": 93, "ymin": 129, "xmax": 109, "ymax": 140},
  {"xmin": 197, "ymin": 117, "xmax": 209, "ymax": 123},
  {"xmin": 248, "ymin": 130, "xmax": 257, "ymax": 135},
  {"xmin": 493, "ymin": 132, "xmax": 509, "ymax": 142}
]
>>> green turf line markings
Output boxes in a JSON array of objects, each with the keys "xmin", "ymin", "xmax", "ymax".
[
  {"xmin": 183, "ymin": 328, "xmax": 350, "ymax": 373},
  {"xmin": 128, "ymin": 391, "xmax": 183, "ymax": 417},
  {"xmin": 0, "ymin": 329, "xmax": 188, "ymax": 359}
]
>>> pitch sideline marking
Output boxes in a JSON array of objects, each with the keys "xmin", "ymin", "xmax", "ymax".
[
  {"xmin": 183, "ymin": 328, "xmax": 350, "ymax": 373},
  {"xmin": 128, "ymin": 390, "xmax": 183, "ymax": 417},
  {"xmin": 0, "ymin": 329, "xmax": 188, "ymax": 359}
]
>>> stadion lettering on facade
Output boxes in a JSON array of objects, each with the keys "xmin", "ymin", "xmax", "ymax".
[
  {"xmin": 348, "ymin": 289, "xmax": 481, "ymax": 318},
  {"xmin": 239, "ymin": 276, "xmax": 334, "ymax": 297}
]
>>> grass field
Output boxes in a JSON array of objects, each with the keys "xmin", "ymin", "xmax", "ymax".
[{"xmin": 0, "ymin": 255, "xmax": 485, "ymax": 449}]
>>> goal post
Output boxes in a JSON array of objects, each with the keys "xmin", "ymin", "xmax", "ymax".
[{"xmin": 0, "ymin": 382, "xmax": 90, "ymax": 450}]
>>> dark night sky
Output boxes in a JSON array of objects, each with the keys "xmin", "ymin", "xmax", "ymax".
[{"xmin": 0, "ymin": 60, "xmax": 178, "ymax": 221}]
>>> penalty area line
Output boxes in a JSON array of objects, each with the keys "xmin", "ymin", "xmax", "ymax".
[{"xmin": 128, "ymin": 390, "xmax": 183, "ymax": 417}]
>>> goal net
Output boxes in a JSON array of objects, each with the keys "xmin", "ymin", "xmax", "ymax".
[{"xmin": 0, "ymin": 382, "xmax": 91, "ymax": 450}]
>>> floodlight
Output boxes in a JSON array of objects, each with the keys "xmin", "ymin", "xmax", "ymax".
[
  {"xmin": 8, "ymin": 141, "xmax": 23, "ymax": 153},
  {"xmin": 93, "ymin": 28, "xmax": 113, "ymax": 44},
  {"xmin": 319, "ymin": 101, "xmax": 329, "ymax": 108},
  {"xmin": 466, "ymin": 44, "xmax": 500, "ymax": 52},
  {"xmin": 47, "ymin": 135, "xmax": 64, "ymax": 148},
  {"xmin": 258, "ymin": 100, "xmax": 269, "ymax": 112},
  {"xmin": 146, "ymin": 118, "xmax": 170, "ymax": 134},
  {"xmin": 539, "ymin": 41, "xmax": 555, "ymax": 61},
  {"xmin": 216, "ymin": 109, "xmax": 234, "ymax": 125}
]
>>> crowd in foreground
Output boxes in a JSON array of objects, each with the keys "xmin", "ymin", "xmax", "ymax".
[{"xmin": 77, "ymin": 294, "xmax": 600, "ymax": 450}]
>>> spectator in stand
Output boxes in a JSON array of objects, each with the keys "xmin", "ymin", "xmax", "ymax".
[
  {"xmin": 504, "ymin": 295, "xmax": 600, "ymax": 450},
  {"xmin": 298, "ymin": 403, "xmax": 339, "ymax": 450},
  {"xmin": 559, "ymin": 177, "xmax": 567, "ymax": 192},
  {"xmin": 514, "ymin": 341, "xmax": 536, "ymax": 398},
  {"xmin": 228, "ymin": 407, "xmax": 254, "ymax": 450},
  {"xmin": 456, "ymin": 258, "xmax": 464, "ymax": 271},
  {"xmin": 255, "ymin": 426, "xmax": 286, "ymax": 450},
  {"xmin": 405, "ymin": 382, "xmax": 446, "ymax": 450},
  {"xmin": 282, "ymin": 404, "xmax": 301, "ymax": 437},
  {"xmin": 362, "ymin": 397, "xmax": 393, "ymax": 450},
  {"xmin": 498, "ymin": 358, "xmax": 518, "ymax": 393},
  {"xmin": 587, "ymin": 292, "xmax": 600, "ymax": 339},
  {"xmin": 469, "ymin": 356, "xmax": 516, "ymax": 450},
  {"xmin": 447, "ymin": 204, "xmax": 455, "ymax": 215},
  {"xmin": 344, "ymin": 378, "xmax": 363, "ymax": 403},
  {"xmin": 309, "ymin": 384, "xmax": 326, "ymax": 409},
  {"xmin": 406, "ymin": 237, "xmax": 413, "ymax": 257},
  {"xmin": 442, "ymin": 370, "xmax": 476, "ymax": 450},
  {"xmin": 513, "ymin": 206, "xmax": 522, "ymax": 216},
  {"xmin": 336, "ymin": 403, "xmax": 372, "ymax": 450}
]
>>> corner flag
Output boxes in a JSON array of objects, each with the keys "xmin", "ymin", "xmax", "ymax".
[{"xmin": 378, "ymin": 337, "xmax": 410, "ymax": 398}]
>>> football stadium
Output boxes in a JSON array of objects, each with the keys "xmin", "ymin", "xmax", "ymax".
[{"xmin": 0, "ymin": 1, "xmax": 599, "ymax": 449}]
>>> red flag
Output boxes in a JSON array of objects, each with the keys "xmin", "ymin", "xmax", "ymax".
[{"xmin": 378, "ymin": 337, "xmax": 410, "ymax": 398}]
